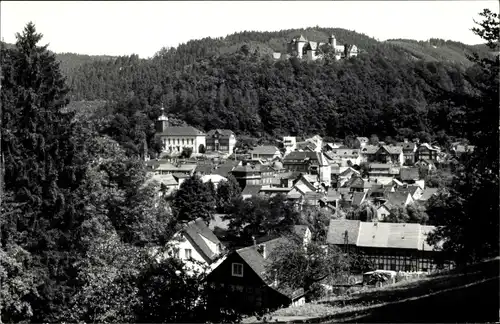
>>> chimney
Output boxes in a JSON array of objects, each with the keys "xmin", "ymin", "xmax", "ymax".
[{"xmin": 257, "ymin": 244, "xmax": 266, "ymax": 259}]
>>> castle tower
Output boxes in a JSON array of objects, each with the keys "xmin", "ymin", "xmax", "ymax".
[
  {"xmin": 155, "ymin": 103, "xmax": 169, "ymax": 133},
  {"xmin": 296, "ymin": 35, "xmax": 307, "ymax": 59},
  {"xmin": 328, "ymin": 35, "xmax": 337, "ymax": 50}
]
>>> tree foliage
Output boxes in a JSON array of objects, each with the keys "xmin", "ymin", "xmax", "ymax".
[
  {"xmin": 171, "ymin": 175, "xmax": 216, "ymax": 223},
  {"xmin": 427, "ymin": 9, "xmax": 499, "ymax": 266},
  {"xmin": 266, "ymin": 238, "xmax": 350, "ymax": 301}
]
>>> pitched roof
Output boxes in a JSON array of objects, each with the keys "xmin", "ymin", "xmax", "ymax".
[
  {"xmin": 419, "ymin": 188, "xmax": 439, "ymax": 201},
  {"xmin": 149, "ymin": 173, "xmax": 178, "ymax": 186},
  {"xmin": 340, "ymin": 167, "xmax": 360, "ymax": 177},
  {"xmin": 251, "ymin": 146, "xmax": 280, "ymax": 155},
  {"xmin": 182, "ymin": 218, "xmax": 222, "ymax": 263},
  {"xmin": 156, "ymin": 126, "xmax": 205, "ymax": 137},
  {"xmin": 327, "ymin": 220, "xmax": 439, "ymax": 251},
  {"xmin": 326, "ymin": 219, "xmax": 361, "ymax": 245},
  {"xmin": 384, "ymin": 192, "xmax": 410, "ymax": 207},
  {"xmin": 396, "ymin": 185, "xmax": 420, "ymax": 197},
  {"xmin": 400, "ymin": 167, "xmax": 419, "ymax": 181},
  {"xmin": 284, "ymin": 151, "xmax": 321, "ymax": 162},
  {"xmin": 357, "ymin": 222, "xmax": 421, "ymax": 249},
  {"xmin": 232, "ymin": 163, "xmax": 261, "ymax": 173},
  {"xmin": 241, "ymin": 185, "xmax": 262, "ymax": 197},
  {"xmin": 212, "ymin": 161, "xmax": 239, "ymax": 177},
  {"xmin": 329, "ymin": 148, "xmax": 360, "ymax": 158},
  {"xmin": 351, "ymin": 191, "xmax": 366, "ymax": 207},
  {"xmin": 207, "ymin": 129, "xmax": 235, "ymax": 136},
  {"xmin": 356, "ymin": 137, "xmax": 369, "ymax": 143},
  {"xmin": 378, "ymin": 145, "xmax": 402, "ymax": 155},
  {"xmin": 360, "ymin": 145, "xmax": 379, "ymax": 154},
  {"xmin": 370, "ymin": 163, "xmax": 392, "ymax": 169}
]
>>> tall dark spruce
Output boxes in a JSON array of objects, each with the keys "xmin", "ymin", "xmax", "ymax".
[{"xmin": 1, "ymin": 22, "xmax": 83, "ymax": 322}]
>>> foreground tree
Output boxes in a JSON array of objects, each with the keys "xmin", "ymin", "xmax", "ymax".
[
  {"xmin": 171, "ymin": 175, "xmax": 216, "ymax": 223},
  {"xmin": 427, "ymin": 9, "xmax": 499, "ymax": 265},
  {"xmin": 266, "ymin": 238, "xmax": 350, "ymax": 302},
  {"xmin": 215, "ymin": 175, "xmax": 242, "ymax": 213}
]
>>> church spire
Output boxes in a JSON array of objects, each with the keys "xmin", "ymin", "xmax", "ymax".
[{"xmin": 158, "ymin": 102, "xmax": 168, "ymax": 122}]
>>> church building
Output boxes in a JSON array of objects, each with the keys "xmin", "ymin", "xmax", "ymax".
[{"xmin": 154, "ymin": 106, "xmax": 206, "ymax": 154}]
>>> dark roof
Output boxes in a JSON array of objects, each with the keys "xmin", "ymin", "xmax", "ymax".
[
  {"xmin": 207, "ymin": 129, "xmax": 234, "ymax": 136},
  {"xmin": 326, "ymin": 219, "xmax": 361, "ymax": 245},
  {"xmin": 380, "ymin": 145, "xmax": 403, "ymax": 155},
  {"xmin": 241, "ymin": 185, "xmax": 262, "ymax": 196},
  {"xmin": 360, "ymin": 145, "xmax": 379, "ymax": 154},
  {"xmin": 182, "ymin": 218, "xmax": 222, "ymax": 263},
  {"xmin": 251, "ymin": 146, "xmax": 280, "ymax": 155},
  {"xmin": 156, "ymin": 126, "xmax": 205, "ymax": 136},
  {"xmin": 396, "ymin": 185, "xmax": 420, "ymax": 197},
  {"xmin": 212, "ymin": 161, "xmax": 239, "ymax": 177},
  {"xmin": 400, "ymin": 167, "xmax": 419, "ymax": 181},
  {"xmin": 351, "ymin": 191, "xmax": 366, "ymax": 207},
  {"xmin": 384, "ymin": 192, "xmax": 410, "ymax": 207},
  {"xmin": 196, "ymin": 164, "xmax": 213, "ymax": 175},
  {"xmin": 236, "ymin": 237, "xmax": 305, "ymax": 299}
]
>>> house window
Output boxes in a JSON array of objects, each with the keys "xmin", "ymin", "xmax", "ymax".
[
  {"xmin": 232, "ymin": 263, "xmax": 244, "ymax": 277},
  {"xmin": 185, "ymin": 248, "xmax": 192, "ymax": 259}
]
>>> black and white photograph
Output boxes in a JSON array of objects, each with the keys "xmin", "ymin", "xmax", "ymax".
[{"xmin": 0, "ymin": 1, "xmax": 499, "ymax": 323}]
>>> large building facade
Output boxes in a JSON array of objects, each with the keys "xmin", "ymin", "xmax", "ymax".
[
  {"xmin": 206, "ymin": 129, "xmax": 237, "ymax": 154},
  {"xmin": 155, "ymin": 107, "xmax": 206, "ymax": 154}
]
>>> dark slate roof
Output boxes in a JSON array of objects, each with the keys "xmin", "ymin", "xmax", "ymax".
[
  {"xmin": 384, "ymin": 192, "xmax": 410, "ymax": 207},
  {"xmin": 232, "ymin": 163, "xmax": 261, "ymax": 173},
  {"xmin": 156, "ymin": 126, "xmax": 205, "ymax": 136},
  {"xmin": 182, "ymin": 218, "xmax": 222, "ymax": 264},
  {"xmin": 326, "ymin": 219, "xmax": 361, "ymax": 245},
  {"xmin": 251, "ymin": 146, "xmax": 280, "ymax": 155},
  {"xmin": 207, "ymin": 129, "xmax": 235, "ymax": 136},
  {"xmin": 196, "ymin": 164, "xmax": 213, "ymax": 175},
  {"xmin": 212, "ymin": 161, "xmax": 239, "ymax": 177},
  {"xmin": 241, "ymin": 185, "xmax": 262, "ymax": 196},
  {"xmin": 396, "ymin": 185, "xmax": 420, "ymax": 197},
  {"xmin": 351, "ymin": 191, "xmax": 366, "ymax": 207},
  {"xmin": 400, "ymin": 167, "xmax": 419, "ymax": 181}
]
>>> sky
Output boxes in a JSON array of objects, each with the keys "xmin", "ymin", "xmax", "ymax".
[{"xmin": 1, "ymin": 1, "xmax": 498, "ymax": 59}]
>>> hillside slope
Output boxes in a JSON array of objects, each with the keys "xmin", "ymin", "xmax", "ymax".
[{"xmin": 249, "ymin": 258, "xmax": 499, "ymax": 323}]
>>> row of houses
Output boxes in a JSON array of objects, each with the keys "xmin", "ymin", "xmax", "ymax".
[{"xmin": 160, "ymin": 214, "xmax": 446, "ymax": 316}]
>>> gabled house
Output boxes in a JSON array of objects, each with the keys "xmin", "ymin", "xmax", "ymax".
[
  {"xmin": 283, "ymin": 151, "xmax": 331, "ymax": 186},
  {"xmin": 368, "ymin": 164, "xmax": 400, "ymax": 184},
  {"xmin": 283, "ymin": 136, "xmax": 297, "ymax": 155},
  {"xmin": 416, "ymin": 143, "xmax": 441, "ymax": 162},
  {"xmin": 325, "ymin": 148, "xmax": 361, "ymax": 167},
  {"xmin": 154, "ymin": 162, "xmax": 197, "ymax": 176},
  {"xmin": 162, "ymin": 218, "xmax": 225, "ymax": 275},
  {"xmin": 359, "ymin": 145, "xmax": 379, "ymax": 163},
  {"xmin": 146, "ymin": 173, "xmax": 179, "ymax": 197},
  {"xmin": 305, "ymin": 135, "xmax": 323, "ymax": 152},
  {"xmin": 370, "ymin": 145, "xmax": 404, "ymax": 165},
  {"xmin": 326, "ymin": 219, "xmax": 448, "ymax": 272},
  {"xmin": 396, "ymin": 141, "xmax": 417, "ymax": 165},
  {"xmin": 396, "ymin": 185, "xmax": 424, "ymax": 201},
  {"xmin": 250, "ymin": 146, "xmax": 282, "ymax": 161},
  {"xmin": 332, "ymin": 166, "xmax": 360, "ymax": 188},
  {"xmin": 348, "ymin": 176, "xmax": 372, "ymax": 193},
  {"xmin": 206, "ymin": 231, "xmax": 310, "ymax": 315},
  {"xmin": 206, "ymin": 129, "xmax": 237, "ymax": 155},
  {"xmin": 231, "ymin": 161, "xmax": 262, "ymax": 189}
]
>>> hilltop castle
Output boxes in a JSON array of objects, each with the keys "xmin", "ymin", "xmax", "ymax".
[{"xmin": 273, "ymin": 34, "xmax": 358, "ymax": 61}]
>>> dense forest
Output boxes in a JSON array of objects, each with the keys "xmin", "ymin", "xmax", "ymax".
[{"xmin": 2, "ymin": 27, "xmax": 494, "ymax": 157}]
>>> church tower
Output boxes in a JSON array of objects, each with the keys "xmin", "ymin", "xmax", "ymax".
[{"xmin": 156, "ymin": 103, "xmax": 169, "ymax": 133}]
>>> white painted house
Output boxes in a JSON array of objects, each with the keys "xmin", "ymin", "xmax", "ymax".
[{"xmin": 162, "ymin": 218, "xmax": 225, "ymax": 275}]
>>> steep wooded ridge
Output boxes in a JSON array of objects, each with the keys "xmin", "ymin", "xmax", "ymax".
[{"xmin": 6, "ymin": 27, "xmax": 492, "ymax": 155}]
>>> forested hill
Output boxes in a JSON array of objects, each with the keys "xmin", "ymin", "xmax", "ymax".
[{"xmin": 3, "ymin": 27, "xmax": 492, "ymax": 155}]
